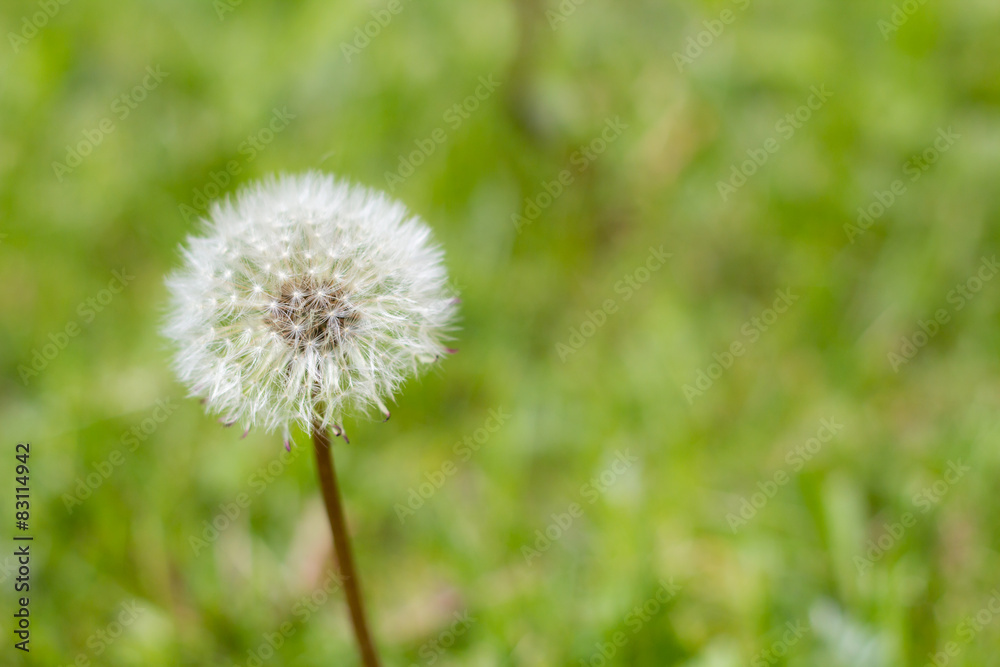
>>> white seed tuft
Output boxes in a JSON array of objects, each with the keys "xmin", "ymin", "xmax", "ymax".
[{"xmin": 163, "ymin": 172, "xmax": 458, "ymax": 442}]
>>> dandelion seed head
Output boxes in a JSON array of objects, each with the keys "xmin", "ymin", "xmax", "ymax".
[{"xmin": 163, "ymin": 172, "xmax": 458, "ymax": 441}]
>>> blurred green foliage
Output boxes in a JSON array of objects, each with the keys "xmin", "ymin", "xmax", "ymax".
[{"xmin": 2, "ymin": 0, "xmax": 1000, "ymax": 664}]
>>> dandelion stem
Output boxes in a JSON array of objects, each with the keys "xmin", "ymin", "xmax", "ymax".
[{"xmin": 311, "ymin": 422, "xmax": 381, "ymax": 667}]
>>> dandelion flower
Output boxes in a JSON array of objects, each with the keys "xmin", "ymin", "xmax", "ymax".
[
  {"xmin": 164, "ymin": 172, "xmax": 458, "ymax": 666},
  {"xmin": 163, "ymin": 171, "xmax": 457, "ymax": 445}
]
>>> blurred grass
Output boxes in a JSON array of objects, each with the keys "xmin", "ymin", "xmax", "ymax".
[{"xmin": 2, "ymin": 0, "xmax": 1000, "ymax": 664}]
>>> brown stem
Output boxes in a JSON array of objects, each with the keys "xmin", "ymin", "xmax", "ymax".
[{"xmin": 312, "ymin": 422, "xmax": 381, "ymax": 667}]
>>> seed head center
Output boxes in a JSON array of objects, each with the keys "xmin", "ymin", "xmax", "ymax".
[{"xmin": 265, "ymin": 277, "xmax": 357, "ymax": 350}]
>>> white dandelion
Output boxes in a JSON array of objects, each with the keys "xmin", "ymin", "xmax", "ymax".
[
  {"xmin": 163, "ymin": 171, "xmax": 458, "ymax": 446},
  {"xmin": 164, "ymin": 171, "xmax": 458, "ymax": 666}
]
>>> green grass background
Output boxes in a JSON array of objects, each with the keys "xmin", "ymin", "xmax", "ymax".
[{"xmin": 2, "ymin": 0, "xmax": 1000, "ymax": 664}]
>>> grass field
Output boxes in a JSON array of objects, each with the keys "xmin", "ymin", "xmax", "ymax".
[{"xmin": 3, "ymin": 0, "xmax": 1000, "ymax": 665}]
